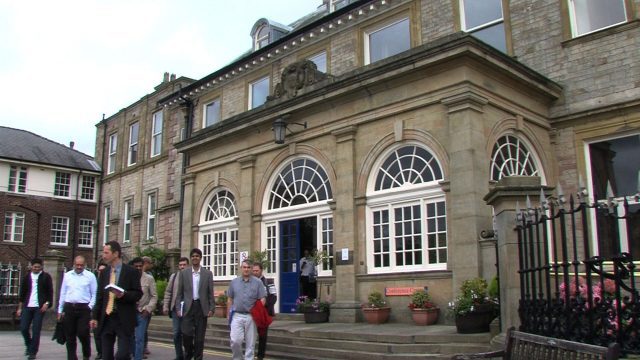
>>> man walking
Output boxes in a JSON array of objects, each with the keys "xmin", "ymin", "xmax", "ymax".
[
  {"xmin": 176, "ymin": 248, "xmax": 215, "ymax": 360},
  {"xmin": 57, "ymin": 255, "xmax": 98, "ymax": 360},
  {"xmin": 17, "ymin": 258, "xmax": 53, "ymax": 360},
  {"xmin": 228, "ymin": 260, "xmax": 267, "ymax": 360},
  {"xmin": 163, "ymin": 257, "xmax": 189, "ymax": 360},
  {"xmin": 252, "ymin": 263, "xmax": 277, "ymax": 360},
  {"xmin": 130, "ymin": 257, "xmax": 157, "ymax": 360},
  {"xmin": 90, "ymin": 241, "xmax": 142, "ymax": 360}
]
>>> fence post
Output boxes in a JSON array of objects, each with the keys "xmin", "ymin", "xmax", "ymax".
[{"xmin": 484, "ymin": 176, "xmax": 545, "ymax": 331}]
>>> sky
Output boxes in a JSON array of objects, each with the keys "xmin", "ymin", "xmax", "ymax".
[{"xmin": 0, "ymin": 0, "xmax": 322, "ymax": 156}]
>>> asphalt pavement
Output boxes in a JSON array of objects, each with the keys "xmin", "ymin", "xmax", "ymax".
[{"xmin": 0, "ymin": 330, "xmax": 233, "ymax": 360}]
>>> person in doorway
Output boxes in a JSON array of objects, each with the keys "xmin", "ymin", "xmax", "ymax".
[
  {"xmin": 228, "ymin": 260, "xmax": 267, "ymax": 360},
  {"xmin": 163, "ymin": 256, "xmax": 189, "ymax": 360},
  {"xmin": 176, "ymin": 248, "xmax": 215, "ymax": 360},
  {"xmin": 130, "ymin": 257, "xmax": 157, "ymax": 360},
  {"xmin": 17, "ymin": 258, "xmax": 53, "ymax": 360},
  {"xmin": 299, "ymin": 249, "xmax": 317, "ymax": 298},
  {"xmin": 93, "ymin": 262, "xmax": 107, "ymax": 360},
  {"xmin": 252, "ymin": 263, "xmax": 277, "ymax": 360},
  {"xmin": 90, "ymin": 241, "xmax": 142, "ymax": 360},
  {"xmin": 57, "ymin": 255, "xmax": 98, "ymax": 360}
]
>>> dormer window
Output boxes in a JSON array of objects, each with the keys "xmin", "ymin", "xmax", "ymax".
[
  {"xmin": 255, "ymin": 25, "xmax": 270, "ymax": 50},
  {"xmin": 250, "ymin": 18, "xmax": 291, "ymax": 51}
]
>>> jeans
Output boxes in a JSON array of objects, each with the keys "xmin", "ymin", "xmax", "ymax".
[
  {"xmin": 133, "ymin": 312, "xmax": 149, "ymax": 360},
  {"xmin": 20, "ymin": 306, "xmax": 45, "ymax": 356},
  {"xmin": 230, "ymin": 313, "xmax": 257, "ymax": 360},
  {"xmin": 172, "ymin": 311, "xmax": 184, "ymax": 359}
]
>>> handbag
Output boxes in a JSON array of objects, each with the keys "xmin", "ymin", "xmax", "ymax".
[{"xmin": 52, "ymin": 321, "xmax": 66, "ymax": 345}]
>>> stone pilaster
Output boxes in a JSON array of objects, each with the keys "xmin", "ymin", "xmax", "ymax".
[
  {"xmin": 330, "ymin": 126, "xmax": 359, "ymax": 322},
  {"xmin": 237, "ymin": 155, "xmax": 256, "ymax": 253},
  {"xmin": 181, "ymin": 173, "xmax": 196, "ymax": 256},
  {"xmin": 42, "ymin": 249, "xmax": 66, "ymax": 328}
]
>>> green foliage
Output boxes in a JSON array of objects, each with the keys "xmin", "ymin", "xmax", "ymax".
[
  {"xmin": 216, "ymin": 293, "xmax": 228, "ymax": 306},
  {"xmin": 488, "ymin": 276, "xmax": 499, "ymax": 300},
  {"xmin": 448, "ymin": 277, "xmax": 497, "ymax": 316},
  {"xmin": 296, "ymin": 296, "xmax": 330, "ymax": 313},
  {"xmin": 155, "ymin": 279, "xmax": 167, "ymax": 315},
  {"xmin": 135, "ymin": 246, "xmax": 170, "ymax": 281},
  {"xmin": 247, "ymin": 250, "xmax": 271, "ymax": 271},
  {"xmin": 364, "ymin": 291, "xmax": 387, "ymax": 309},
  {"xmin": 408, "ymin": 289, "xmax": 436, "ymax": 310},
  {"xmin": 311, "ymin": 249, "xmax": 329, "ymax": 266}
]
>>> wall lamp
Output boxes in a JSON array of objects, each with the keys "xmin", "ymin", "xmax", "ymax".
[{"xmin": 273, "ymin": 114, "xmax": 307, "ymax": 144}]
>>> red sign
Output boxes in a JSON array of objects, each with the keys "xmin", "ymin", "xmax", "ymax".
[{"xmin": 384, "ymin": 287, "xmax": 425, "ymax": 296}]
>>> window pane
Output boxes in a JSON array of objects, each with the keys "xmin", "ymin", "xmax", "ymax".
[
  {"xmin": 205, "ymin": 99, "xmax": 221, "ymax": 127},
  {"xmin": 369, "ymin": 18, "xmax": 410, "ymax": 63},
  {"xmin": 308, "ymin": 52, "xmax": 327, "ymax": 73},
  {"xmin": 589, "ymin": 135, "xmax": 640, "ymax": 198},
  {"xmin": 471, "ymin": 23, "xmax": 507, "ymax": 53},
  {"xmin": 573, "ymin": 0, "xmax": 626, "ymax": 35},
  {"xmin": 250, "ymin": 77, "xmax": 270, "ymax": 109},
  {"xmin": 463, "ymin": 0, "xmax": 503, "ymax": 29}
]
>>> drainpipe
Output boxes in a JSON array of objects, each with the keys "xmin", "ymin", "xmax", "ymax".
[
  {"xmin": 178, "ymin": 99, "xmax": 193, "ymax": 249},
  {"xmin": 94, "ymin": 113, "xmax": 107, "ymax": 265}
]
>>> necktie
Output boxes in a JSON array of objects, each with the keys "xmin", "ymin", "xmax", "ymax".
[{"xmin": 105, "ymin": 267, "xmax": 116, "ymax": 315}]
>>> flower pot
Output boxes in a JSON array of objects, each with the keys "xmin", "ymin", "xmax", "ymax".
[
  {"xmin": 214, "ymin": 305, "xmax": 227, "ymax": 318},
  {"xmin": 410, "ymin": 308, "xmax": 439, "ymax": 325},
  {"xmin": 362, "ymin": 307, "xmax": 391, "ymax": 324},
  {"xmin": 455, "ymin": 308, "xmax": 494, "ymax": 333},
  {"xmin": 303, "ymin": 311, "xmax": 329, "ymax": 323}
]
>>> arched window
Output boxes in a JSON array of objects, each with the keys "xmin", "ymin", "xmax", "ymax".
[
  {"xmin": 367, "ymin": 144, "xmax": 447, "ymax": 273},
  {"xmin": 199, "ymin": 189, "xmax": 238, "ymax": 279},
  {"xmin": 255, "ymin": 24, "xmax": 270, "ymax": 50},
  {"xmin": 490, "ymin": 135, "xmax": 539, "ymax": 181},
  {"xmin": 268, "ymin": 158, "xmax": 332, "ymax": 210}
]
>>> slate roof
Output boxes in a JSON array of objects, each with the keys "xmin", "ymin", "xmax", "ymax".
[{"xmin": 0, "ymin": 126, "xmax": 101, "ymax": 172}]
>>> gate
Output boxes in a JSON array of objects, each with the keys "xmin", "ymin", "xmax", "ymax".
[{"xmin": 516, "ymin": 189, "xmax": 639, "ymax": 355}]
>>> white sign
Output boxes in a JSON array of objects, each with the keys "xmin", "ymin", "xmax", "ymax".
[
  {"xmin": 240, "ymin": 251, "xmax": 249, "ymax": 261},
  {"xmin": 341, "ymin": 248, "xmax": 349, "ymax": 261}
]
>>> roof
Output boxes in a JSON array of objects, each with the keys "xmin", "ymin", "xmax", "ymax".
[{"xmin": 0, "ymin": 126, "xmax": 101, "ymax": 172}]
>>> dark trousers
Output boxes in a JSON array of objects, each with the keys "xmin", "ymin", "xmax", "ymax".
[
  {"xmin": 101, "ymin": 315, "xmax": 132, "ymax": 360},
  {"xmin": 300, "ymin": 276, "xmax": 317, "ymax": 298},
  {"xmin": 20, "ymin": 306, "xmax": 45, "ymax": 356},
  {"xmin": 62, "ymin": 303, "xmax": 92, "ymax": 360},
  {"xmin": 257, "ymin": 328, "xmax": 269, "ymax": 359},
  {"xmin": 93, "ymin": 327, "xmax": 102, "ymax": 357},
  {"xmin": 182, "ymin": 300, "xmax": 207, "ymax": 360}
]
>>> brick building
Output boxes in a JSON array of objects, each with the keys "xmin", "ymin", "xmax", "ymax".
[
  {"xmin": 95, "ymin": 0, "xmax": 639, "ymax": 324},
  {"xmin": 0, "ymin": 127, "xmax": 100, "ymax": 297}
]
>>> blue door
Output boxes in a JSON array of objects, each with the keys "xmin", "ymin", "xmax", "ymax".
[{"xmin": 279, "ymin": 220, "xmax": 300, "ymax": 313}]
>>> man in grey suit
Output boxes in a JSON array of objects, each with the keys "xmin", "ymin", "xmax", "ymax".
[{"xmin": 176, "ymin": 248, "xmax": 215, "ymax": 360}]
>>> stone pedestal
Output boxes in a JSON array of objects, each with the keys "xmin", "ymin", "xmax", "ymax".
[{"xmin": 41, "ymin": 249, "xmax": 66, "ymax": 330}]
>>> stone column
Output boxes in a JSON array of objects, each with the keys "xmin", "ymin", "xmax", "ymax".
[
  {"xmin": 42, "ymin": 249, "xmax": 66, "ymax": 329},
  {"xmin": 181, "ymin": 173, "xmax": 196, "ymax": 256},
  {"xmin": 237, "ymin": 156, "xmax": 256, "ymax": 253},
  {"xmin": 330, "ymin": 126, "xmax": 359, "ymax": 322},
  {"xmin": 484, "ymin": 176, "xmax": 546, "ymax": 331},
  {"xmin": 441, "ymin": 91, "xmax": 493, "ymax": 292}
]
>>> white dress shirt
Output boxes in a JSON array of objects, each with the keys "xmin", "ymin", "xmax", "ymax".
[
  {"xmin": 57, "ymin": 269, "xmax": 98, "ymax": 312},
  {"xmin": 27, "ymin": 272, "xmax": 41, "ymax": 308},
  {"xmin": 192, "ymin": 267, "xmax": 201, "ymax": 301}
]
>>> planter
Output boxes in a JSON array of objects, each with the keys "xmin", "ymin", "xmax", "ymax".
[
  {"xmin": 410, "ymin": 308, "xmax": 439, "ymax": 325},
  {"xmin": 455, "ymin": 308, "xmax": 495, "ymax": 333},
  {"xmin": 362, "ymin": 307, "xmax": 391, "ymax": 324},
  {"xmin": 214, "ymin": 305, "xmax": 227, "ymax": 318},
  {"xmin": 303, "ymin": 311, "xmax": 329, "ymax": 323}
]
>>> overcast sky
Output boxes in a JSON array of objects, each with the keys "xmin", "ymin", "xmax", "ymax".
[{"xmin": 0, "ymin": 0, "xmax": 321, "ymax": 156}]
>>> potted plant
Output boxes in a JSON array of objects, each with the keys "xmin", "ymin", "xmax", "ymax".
[
  {"xmin": 296, "ymin": 295, "xmax": 330, "ymax": 323},
  {"xmin": 448, "ymin": 277, "xmax": 498, "ymax": 333},
  {"xmin": 408, "ymin": 289, "xmax": 439, "ymax": 325},
  {"xmin": 214, "ymin": 293, "xmax": 228, "ymax": 318},
  {"xmin": 361, "ymin": 291, "xmax": 391, "ymax": 324}
]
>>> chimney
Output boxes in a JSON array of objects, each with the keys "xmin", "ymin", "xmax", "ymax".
[
  {"xmin": 69, "ymin": 141, "xmax": 75, "ymax": 149},
  {"xmin": 170, "ymin": 73, "xmax": 176, "ymax": 81},
  {"xmin": 163, "ymin": 72, "xmax": 170, "ymax": 83}
]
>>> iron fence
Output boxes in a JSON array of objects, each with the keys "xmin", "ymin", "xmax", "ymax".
[{"xmin": 516, "ymin": 189, "xmax": 639, "ymax": 355}]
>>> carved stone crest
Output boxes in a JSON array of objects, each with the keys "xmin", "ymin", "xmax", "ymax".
[{"xmin": 267, "ymin": 59, "xmax": 328, "ymax": 101}]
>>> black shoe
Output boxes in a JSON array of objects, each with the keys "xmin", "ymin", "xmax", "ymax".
[
  {"xmin": 95, "ymin": 354, "xmax": 102, "ymax": 360},
  {"xmin": 27, "ymin": 355, "xmax": 36, "ymax": 360}
]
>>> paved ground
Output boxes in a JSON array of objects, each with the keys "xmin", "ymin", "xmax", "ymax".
[{"xmin": 0, "ymin": 330, "xmax": 233, "ymax": 360}]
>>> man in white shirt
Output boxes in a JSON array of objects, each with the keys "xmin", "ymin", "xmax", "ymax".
[{"xmin": 57, "ymin": 255, "xmax": 98, "ymax": 360}]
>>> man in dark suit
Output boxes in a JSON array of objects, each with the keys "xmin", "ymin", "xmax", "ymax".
[
  {"xmin": 90, "ymin": 241, "xmax": 142, "ymax": 360},
  {"xmin": 17, "ymin": 258, "xmax": 53, "ymax": 360},
  {"xmin": 176, "ymin": 248, "xmax": 215, "ymax": 360}
]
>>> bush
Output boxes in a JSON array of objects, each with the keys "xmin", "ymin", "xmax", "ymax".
[
  {"xmin": 155, "ymin": 279, "xmax": 167, "ymax": 315},
  {"xmin": 363, "ymin": 291, "xmax": 387, "ymax": 309},
  {"xmin": 135, "ymin": 246, "xmax": 170, "ymax": 281},
  {"xmin": 448, "ymin": 277, "xmax": 497, "ymax": 316},
  {"xmin": 408, "ymin": 289, "xmax": 437, "ymax": 310},
  {"xmin": 216, "ymin": 293, "xmax": 228, "ymax": 306}
]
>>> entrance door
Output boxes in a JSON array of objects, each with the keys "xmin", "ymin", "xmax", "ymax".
[{"xmin": 279, "ymin": 220, "xmax": 300, "ymax": 313}]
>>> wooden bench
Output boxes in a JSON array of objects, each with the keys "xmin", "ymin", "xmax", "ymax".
[
  {"xmin": 451, "ymin": 327, "xmax": 620, "ymax": 360},
  {"xmin": 0, "ymin": 304, "xmax": 17, "ymax": 329}
]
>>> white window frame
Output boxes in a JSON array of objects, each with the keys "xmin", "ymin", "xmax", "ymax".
[
  {"xmin": 78, "ymin": 219, "xmax": 94, "ymax": 248},
  {"xmin": 364, "ymin": 16, "xmax": 410, "ymax": 65},
  {"xmin": 568, "ymin": 0, "xmax": 628, "ymax": 37},
  {"xmin": 0, "ymin": 263, "xmax": 20, "ymax": 296},
  {"xmin": 4, "ymin": 212, "xmax": 25, "ymax": 243},
  {"xmin": 199, "ymin": 189, "xmax": 239, "ymax": 279},
  {"xmin": 203, "ymin": 98, "xmax": 221, "ymax": 128},
  {"xmin": 107, "ymin": 134, "xmax": 117, "ymax": 174},
  {"xmin": 146, "ymin": 193, "xmax": 156, "ymax": 241},
  {"xmin": 254, "ymin": 24, "xmax": 270, "ymax": 50},
  {"xmin": 50, "ymin": 216, "xmax": 69, "ymax": 246},
  {"xmin": 103, "ymin": 206, "xmax": 110, "ymax": 245},
  {"xmin": 128, "ymin": 122, "xmax": 139, "ymax": 166},
  {"xmin": 150, "ymin": 111, "xmax": 163, "ymax": 157},
  {"xmin": 460, "ymin": 0, "xmax": 506, "ymax": 52},
  {"xmin": 81, "ymin": 175, "xmax": 96, "ymax": 201},
  {"xmin": 123, "ymin": 200, "xmax": 132, "ymax": 243},
  {"xmin": 8, "ymin": 165, "xmax": 27, "ymax": 193},
  {"xmin": 54, "ymin": 171, "xmax": 71, "ymax": 198},
  {"xmin": 249, "ymin": 76, "xmax": 270, "ymax": 110},
  {"xmin": 308, "ymin": 51, "xmax": 327, "ymax": 73}
]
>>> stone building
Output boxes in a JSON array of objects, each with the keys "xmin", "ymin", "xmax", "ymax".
[
  {"xmin": 0, "ymin": 127, "xmax": 100, "ymax": 298},
  {"xmin": 95, "ymin": 0, "xmax": 639, "ymax": 324}
]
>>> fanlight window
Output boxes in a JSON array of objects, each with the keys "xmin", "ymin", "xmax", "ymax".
[
  {"xmin": 205, "ymin": 190, "xmax": 237, "ymax": 222},
  {"xmin": 375, "ymin": 145, "xmax": 443, "ymax": 191},
  {"xmin": 268, "ymin": 158, "xmax": 332, "ymax": 209},
  {"xmin": 490, "ymin": 135, "xmax": 539, "ymax": 181}
]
